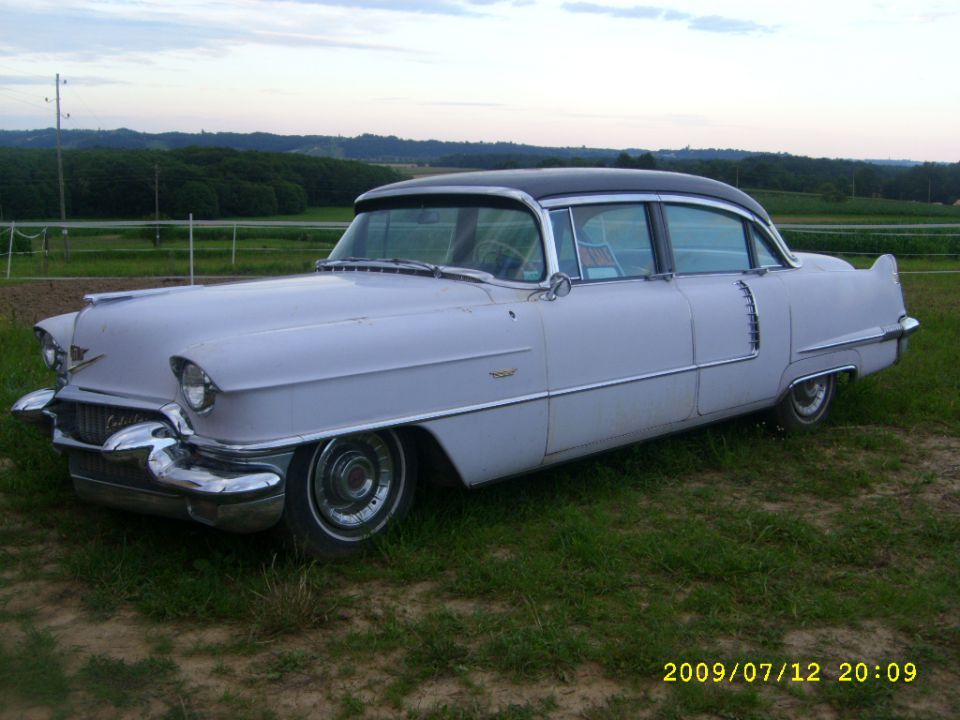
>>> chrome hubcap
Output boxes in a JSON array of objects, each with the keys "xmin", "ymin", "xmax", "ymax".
[
  {"xmin": 792, "ymin": 379, "xmax": 828, "ymax": 418},
  {"xmin": 312, "ymin": 433, "xmax": 395, "ymax": 530}
]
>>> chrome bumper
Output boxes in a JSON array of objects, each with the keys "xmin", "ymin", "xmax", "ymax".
[
  {"xmin": 10, "ymin": 389, "xmax": 288, "ymax": 533},
  {"xmin": 885, "ymin": 315, "xmax": 920, "ymax": 361}
]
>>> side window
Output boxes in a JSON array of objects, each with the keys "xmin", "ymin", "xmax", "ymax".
[
  {"xmin": 570, "ymin": 204, "xmax": 655, "ymax": 280},
  {"xmin": 666, "ymin": 204, "xmax": 750, "ymax": 274},
  {"xmin": 750, "ymin": 225, "xmax": 785, "ymax": 268}
]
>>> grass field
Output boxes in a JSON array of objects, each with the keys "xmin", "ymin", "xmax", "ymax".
[{"xmin": 0, "ymin": 269, "xmax": 958, "ymax": 718}]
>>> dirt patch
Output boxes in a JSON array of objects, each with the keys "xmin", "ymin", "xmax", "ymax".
[{"xmin": 0, "ymin": 277, "xmax": 214, "ymax": 326}]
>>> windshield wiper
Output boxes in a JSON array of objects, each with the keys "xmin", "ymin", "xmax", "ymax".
[
  {"xmin": 319, "ymin": 256, "xmax": 444, "ymax": 278},
  {"xmin": 316, "ymin": 256, "xmax": 373, "ymax": 268},
  {"xmin": 317, "ymin": 256, "xmax": 487, "ymax": 283},
  {"xmin": 385, "ymin": 258, "xmax": 443, "ymax": 278}
]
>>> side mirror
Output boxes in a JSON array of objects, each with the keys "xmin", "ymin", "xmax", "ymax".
[{"xmin": 544, "ymin": 272, "xmax": 572, "ymax": 301}]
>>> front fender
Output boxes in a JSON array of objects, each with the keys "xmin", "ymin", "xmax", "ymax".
[
  {"xmin": 177, "ymin": 303, "xmax": 547, "ymax": 447},
  {"xmin": 35, "ymin": 311, "xmax": 79, "ymax": 351}
]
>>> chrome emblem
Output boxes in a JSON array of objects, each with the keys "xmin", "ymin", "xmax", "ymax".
[
  {"xmin": 70, "ymin": 345, "xmax": 88, "ymax": 362},
  {"xmin": 68, "ymin": 352, "xmax": 105, "ymax": 374},
  {"xmin": 105, "ymin": 413, "xmax": 150, "ymax": 434},
  {"xmin": 489, "ymin": 368, "xmax": 517, "ymax": 379}
]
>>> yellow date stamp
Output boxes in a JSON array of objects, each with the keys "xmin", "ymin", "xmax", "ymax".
[{"xmin": 663, "ymin": 661, "xmax": 918, "ymax": 684}]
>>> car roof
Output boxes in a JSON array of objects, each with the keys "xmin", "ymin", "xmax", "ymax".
[{"xmin": 357, "ymin": 168, "xmax": 770, "ymax": 222}]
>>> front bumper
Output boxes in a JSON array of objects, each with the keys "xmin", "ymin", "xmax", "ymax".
[{"xmin": 11, "ymin": 387, "xmax": 289, "ymax": 533}]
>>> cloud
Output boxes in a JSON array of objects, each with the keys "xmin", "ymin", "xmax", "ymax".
[
  {"xmin": 688, "ymin": 15, "xmax": 776, "ymax": 35},
  {"xmin": 248, "ymin": 30, "xmax": 421, "ymax": 53},
  {"xmin": 562, "ymin": 2, "xmax": 776, "ymax": 34},
  {"xmin": 563, "ymin": 3, "xmax": 684, "ymax": 20},
  {"xmin": 0, "ymin": 7, "xmax": 237, "ymax": 58},
  {"xmin": 292, "ymin": 0, "xmax": 490, "ymax": 16}
]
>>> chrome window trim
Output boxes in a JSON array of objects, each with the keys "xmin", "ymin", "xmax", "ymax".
[
  {"xmin": 658, "ymin": 194, "xmax": 761, "ymax": 222},
  {"xmin": 547, "ymin": 207, "xmax": 583, "ymax": 280},
  {"xmin": 658, "ymin": 194, "xmax": 800, "ymax": 269},
  {"xmin": 539, "ymin": 193, "xmax": 660, "ymax": 209}
]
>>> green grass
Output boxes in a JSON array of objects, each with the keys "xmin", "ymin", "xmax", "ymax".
[
  {"xmin": 4, "ymin": 223, "xmax": 345, "ymax": 278},
  {"xmin": 0, "ymin": 273, "xmax": 957, "ymax": 717},
  {"xmin": 754, "ymin": 189, "xmax": 960, "ymax": 222}
]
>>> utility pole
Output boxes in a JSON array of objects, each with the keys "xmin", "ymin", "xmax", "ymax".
[
  {"xmin": 154, "ymin": 163, "xmax": 161, "ymax": 247},
  {"xmin": 49, "ymin": 74, "xmax": 70, "ymax": 260}
]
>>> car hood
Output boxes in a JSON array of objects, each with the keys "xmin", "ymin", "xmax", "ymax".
[{"xmin": 65, "ymin": 271, "xmax": 494, "ymax": 401}]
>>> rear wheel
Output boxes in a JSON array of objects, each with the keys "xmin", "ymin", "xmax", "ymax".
[
  {"xmin": 281, "ymin": 429, "xmax": 417, "ymax": 559},
  {"xmin": 774, "ymin": 374, "xmax": 837, "ymax": 433}
]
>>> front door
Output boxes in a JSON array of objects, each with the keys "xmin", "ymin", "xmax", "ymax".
[{"xmin": 539, "ymin": 203, "xmax": 696, "ymax": 456}]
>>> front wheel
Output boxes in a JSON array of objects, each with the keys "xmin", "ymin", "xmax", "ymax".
[
  {"xmin": 281, "ymin": 429, "xmax": 417, "ymax": 559},
  {"xmin": 774, "ymin": 373, "xmax": 837, "ymax": 433}
]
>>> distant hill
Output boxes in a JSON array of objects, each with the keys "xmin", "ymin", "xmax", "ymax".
[
  {"xmin": 0, "ymin": 128, "xmax": 769, "ymax": 165},
  {"xmin": 1, "ymin": 129, "xmax": 952, "ymax": 205}
]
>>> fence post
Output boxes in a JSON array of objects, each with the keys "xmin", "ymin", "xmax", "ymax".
[
  {"xmin": 189, "ymin": 213, "xmax": 194, "ymax": 285},
  {"xmin": 5, "ymin": 222, "xmax": 13, "ymax": 279},
  {"xmin": 231, "ymin": 224, "xmax": 237, "ymax": 267}
]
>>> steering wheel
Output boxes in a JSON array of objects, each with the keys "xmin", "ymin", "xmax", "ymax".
[{"xmin": 473, "ymin": 240, "xmax": 528, "ymax": 278}]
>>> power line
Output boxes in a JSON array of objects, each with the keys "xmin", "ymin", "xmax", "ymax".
[{"xmin": 0, "ymin": 89, "xmax": 48, "ymax": 110}]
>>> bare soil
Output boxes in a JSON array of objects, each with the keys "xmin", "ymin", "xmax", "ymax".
[{"xmin": 0, "ymin": 278, "xmax": 204, "ymax": 326}]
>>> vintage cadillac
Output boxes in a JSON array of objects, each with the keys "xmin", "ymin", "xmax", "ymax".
[{"xmin": 12, "ymin": 169, "xmax": 919, "ymax": 557}]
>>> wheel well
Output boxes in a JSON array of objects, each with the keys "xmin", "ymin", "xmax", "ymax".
[{"xmin": 400, "ymin": 427, "xmax": 466, "ymax": 488}]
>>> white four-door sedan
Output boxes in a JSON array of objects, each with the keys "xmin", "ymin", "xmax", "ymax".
[{"xmin": 12, "ymin": 169, "xmax": 918, "ymax": 558}]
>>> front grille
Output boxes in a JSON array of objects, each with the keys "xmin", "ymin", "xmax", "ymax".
[
  {"xmin": 73, "ymin": 403, "xmax": 162, "ymax": 446},
  {"xmin": 70, "ymin": 450, "xmax": 157, "ymax": 490}
]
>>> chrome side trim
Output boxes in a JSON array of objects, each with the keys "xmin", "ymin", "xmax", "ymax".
[
  {"xmin": 193, "ymin": 349, "xmax": 769, "ymax": 455},
  {"xmin": 550, "ymin": 365, "xmax": 697, "ymax": 398},
  {"xmin": 796, "ymin": 318, "xmax": 918, "ymax": 355},
  {"xmin": 698, "ymin": 351, "xmax": 759, "ymax": 369},
  {"xmin": 190, "ymin": 391, "xmax": 553, "ymax": 454},
  {"xmin": 788, "ymin": 366, "xmax": 858, "ymax": 390}
]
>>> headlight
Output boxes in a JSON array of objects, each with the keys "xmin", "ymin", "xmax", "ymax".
[
  {"xmin": 37, "ymin": 330, "xmax": 63, "ymax": 371},
  {"xmin": 175, "ymin": 360, "xmax": 218, "ymax": 413}
]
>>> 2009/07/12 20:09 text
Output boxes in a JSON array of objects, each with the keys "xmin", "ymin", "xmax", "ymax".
[{"xmin": 663, "ymin": 661, "xmax": 918, "ymax": 684}]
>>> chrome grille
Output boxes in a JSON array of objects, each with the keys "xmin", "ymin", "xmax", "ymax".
[
  {"xmin": 73, "ymin": 403, "xmax": 162, "ymax": 446},
  {"xmin": 69, "ymin": 451, "xmax": 157, "ymax": 489}
]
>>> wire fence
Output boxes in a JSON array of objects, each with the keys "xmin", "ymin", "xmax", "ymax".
[
  {"xmin": 4, "ymin": 216, "xmax": 351, "ymax": 281},
  {"xmin": 3, "ymin": 218, "xmax": 960, "ymax": 281}
]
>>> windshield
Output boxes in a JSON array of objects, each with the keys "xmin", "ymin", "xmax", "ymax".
[{"xmin": 329, "ymin": 202, "xmax": 546, "ymax": 282}]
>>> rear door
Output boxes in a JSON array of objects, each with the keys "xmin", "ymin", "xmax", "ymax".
[{"xmin": 663, "ymin": 201, "xmax": 791, "ymax": 415}]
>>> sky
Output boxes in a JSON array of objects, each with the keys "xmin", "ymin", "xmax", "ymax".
[{"xmin": 0, "ymin": 0, "xmax": 957, "ymax": 162}]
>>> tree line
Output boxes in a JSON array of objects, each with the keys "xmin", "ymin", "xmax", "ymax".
[
  {"xmin": 0, "ymin": 147, "xmax": 402, "ymax": 221},
  {"xmin": 440, "ymin": 151, "xmax": 960, "ymax": 205}
]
